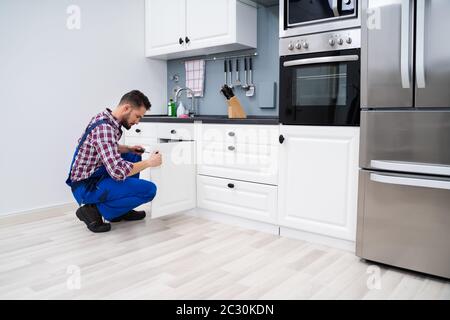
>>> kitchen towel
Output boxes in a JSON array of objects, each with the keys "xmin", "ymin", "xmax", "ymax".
[{"xmin": 185, "ymin": 59, "xmax": 205, "ymax": 97}]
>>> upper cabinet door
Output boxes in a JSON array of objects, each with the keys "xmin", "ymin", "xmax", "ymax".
[
  {"xmin": 362, "ymin": 0, "xmax": 414, "ymax": 108},
  {"xmin": 415, "ymin": 0, "xmax": 450, "ymax": 108},
  {"xmin": 185, "ymin": 0, "xmax": 235, "ymax": 50},
  {"xmin": 145, "ymin": 0, "xmax": 186, "ymax": 57}
]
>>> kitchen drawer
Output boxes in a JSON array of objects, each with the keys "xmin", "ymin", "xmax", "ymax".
[
  {"xmin": 199, "ymin": 124, "xmax": 279, "ymax": 146},
  {"xmin": 156, "ymin": 123, "xmax": 195, "ymax": 140},
  {"xmin": 125, "ymin": 123, "xmax": 157, "ymax": 139},
  {"xmin": 198, "ymin": 141, "xmax": 278, "ymax": 185},
  {"xmin": 197, "ymin": 175, "xmax": 278, "ymax": 224}
]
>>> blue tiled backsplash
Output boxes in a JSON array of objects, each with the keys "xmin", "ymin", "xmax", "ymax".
[{"xmin": 167, "ymin": 5, "xmax": 279, "ymax": 116}]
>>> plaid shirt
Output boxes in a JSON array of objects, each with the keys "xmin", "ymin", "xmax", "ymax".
[{"xmin": 70, "ymin": 108, "xmax": 133, "ymax": 182}]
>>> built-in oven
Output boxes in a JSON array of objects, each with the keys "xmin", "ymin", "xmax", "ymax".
[
  {"xmin": 279, "ymin": 29, "xmax": 361, "ymax": 126},
  {"xmin": 280, "ymin": 0, "xmax": 361, "ymax": 38}
]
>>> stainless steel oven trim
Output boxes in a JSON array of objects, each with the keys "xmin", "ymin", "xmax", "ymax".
[
  {"xmin": 280, "ymin": 0, "xmax": 361, "ymax": 38},
  {"xmin": 279, "ymin": 29, "xmax": 361, "ymax": 57},
  {"xmin": 283, "ymin": 55, "xmax": 359, "ymax": 67}
]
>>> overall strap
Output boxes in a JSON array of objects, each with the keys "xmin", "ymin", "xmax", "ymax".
[{"xmin": 66, "ymin": 119, "xmax": 111, "ymax": 186}]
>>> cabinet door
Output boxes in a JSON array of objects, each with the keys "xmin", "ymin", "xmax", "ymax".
[
  {"xmin": 278, "ymin": 126, "xmax": 360, "ymax": 241},
  {"xmin": 145, "ymin": 0, "xmax": 186, "ymax": 57},
  {"xmin": 185, "ymin": 0, "xmax": 234, "ymax": 50},
  {"xmin": 139, "ymin": 141, "xmax": 196, "ymax": 218}
]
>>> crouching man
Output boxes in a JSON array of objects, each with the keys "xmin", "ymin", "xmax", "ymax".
[{"xmin": 66, "ymin": 90, "xmax": 162, "ymax": 233}]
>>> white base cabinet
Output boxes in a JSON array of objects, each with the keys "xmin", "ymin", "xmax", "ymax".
[
  {"xmin": 124, "ymin": 124, "xmax": 196, "ymax": 218},
  {"xmin": 124, "ymin": 122, "xmax": 360, "ymax": 250},
  {"xmin": 145, "ymin": 0, "xmax": 257, "ymax": 59},
  {"xmin": 277, "ymin": 126, "xmax": 360, "ymax": 241}
]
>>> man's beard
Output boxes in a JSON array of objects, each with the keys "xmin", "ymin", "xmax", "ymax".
[{"xmin": 121, "ymin": 113, "xmax": 132, "ymax": 130}]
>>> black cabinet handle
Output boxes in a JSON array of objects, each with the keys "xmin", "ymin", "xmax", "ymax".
[
  {"xmin": 171, "ymin": 129, "xmax": 177, "ymax": 134},
  {"xmin": 228, "ymin": 145, "xmax": 235, "ymax": 151},
  {"xmin": 185, "ymin": 36, "xmax": 190, "ymax": 44},
  {"xmin": 228, "ymin": 131, "xmax": 235, "ymax": 137},
  {"xmin": 135, "ymin": 129, "xmax": 141, "ymax": 133},
  {"xmin": 179, "ymin": 37, "xmax": 184, "ymax": 45},
  {"xmin": 279, "ymin": 134, "xmax": 285, "ymax": 144},
  {"xmin": 227, "ymin": 183, "xmax": 235, "ymax": 189}
]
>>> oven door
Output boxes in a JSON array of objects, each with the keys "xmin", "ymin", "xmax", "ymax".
[{"xmin": 279, "ymin": 49, "xmax": 360, "ymax": 126}]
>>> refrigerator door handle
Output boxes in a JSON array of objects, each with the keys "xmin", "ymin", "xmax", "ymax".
[
  {"xmin": 416, "ymin": 0, "xmax": 426, "ymax": 88},
  {"xmin": 371, "ymin": 160, "xmax": 450, "ymax": 176},
  {"xmin": 400, "ymin": 0, "xmax": 411, "ymax": 89},
  {"xmin": 370, "ymin": 173, "xmax": 450, "ymax": 191}
]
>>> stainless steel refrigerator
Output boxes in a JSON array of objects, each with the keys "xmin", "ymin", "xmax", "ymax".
[{"xmin": 357, "ymin": 0, "xmax": 450, "ymax": 279}]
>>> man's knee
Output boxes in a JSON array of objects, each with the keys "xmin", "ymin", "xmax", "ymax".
[{"xmin": 138, "ymin": 180, "xmax": 157, "ymax": 202}]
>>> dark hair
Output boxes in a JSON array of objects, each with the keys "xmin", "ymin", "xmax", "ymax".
[{"xmin": 119, "ymin": 90, "xmax": 151, "ymax": 110}]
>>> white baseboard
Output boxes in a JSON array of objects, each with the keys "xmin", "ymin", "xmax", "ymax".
[
  {"xmin": 0, "ymin": 202, "xmax": 78, "ymax": 219},
  {"xmin": 187, "ymin": 208, "xmax": 355, "ymax": 252},
  {"xmin": 187, "ymin": 208, "xmax": 280, "ymax": 236},
  {"xmin": 280, "ymin": 226, "xmax": 356, "ymax": 252}
]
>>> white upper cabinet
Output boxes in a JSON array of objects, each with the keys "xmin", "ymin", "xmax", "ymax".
[
  {"xmin": 145, "ymin": 0, "xmax": 186, "ymax": 55},
  {"xmin": 145, "ymin": 0, "xmax": 257, "ymax": 60}
]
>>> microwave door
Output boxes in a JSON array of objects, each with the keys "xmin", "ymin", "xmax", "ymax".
[{"xmin": 287, "ymin": 0, "xmax": 335, "ymax": 27}]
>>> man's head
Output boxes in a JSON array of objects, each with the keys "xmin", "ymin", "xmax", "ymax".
[{"xmin": 115, "ymin": 90, "xmax": 151, "ymax": 130}]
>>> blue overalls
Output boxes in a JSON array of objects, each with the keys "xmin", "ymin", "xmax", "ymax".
[{"xmin": 66, "ymin": 120, "xmax": 157, "ymax": 221}]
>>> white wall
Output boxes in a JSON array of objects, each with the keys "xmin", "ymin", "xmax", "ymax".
[{"xmin": 0, "ymin": 0, "xmax": 167, "ymax": 216}]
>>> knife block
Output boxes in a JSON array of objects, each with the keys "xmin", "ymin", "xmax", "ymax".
[{"xmin": 227, "ymin": 96, "xmax": 247, "ymax": 119}]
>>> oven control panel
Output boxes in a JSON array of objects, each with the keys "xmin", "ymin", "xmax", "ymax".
[{"xmin": 280, "ymin": 28, "xmax": 361, "ymax": 56}]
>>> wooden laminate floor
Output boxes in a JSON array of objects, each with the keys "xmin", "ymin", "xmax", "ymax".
[{"xmin": 0, "ymin": 209, "xmax": 449, "ymax": 300}]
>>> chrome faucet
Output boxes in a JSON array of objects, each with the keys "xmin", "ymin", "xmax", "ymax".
[{"xmin": 174, "ymin": 87, "xmax": 196, "ymax": 117}]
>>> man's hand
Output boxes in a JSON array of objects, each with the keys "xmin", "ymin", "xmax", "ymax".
[
  {"xmin": 147, "ymin": 151, "xmax": 162, "ymax": 168},
  {"xmin": 128, "ymin": 145, "xmax": 146, "ymax": 155}
]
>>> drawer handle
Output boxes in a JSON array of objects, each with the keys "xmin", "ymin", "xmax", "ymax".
[
  {"xmin": 228, "ymin": 131, "xmax": 235, "ymax": 137},
  {"xmin": 171, "ymin": 129, "xmax": 177, "ymax": 134},
  {"xmin": 279, "ymin": 134, "xmax": 285, "ymax": 144},
  {"xmin": 135, "ymin": 129, "xmax": 141, "ymax": 133},
  {"xmin": 228, "ymin": 145, "xmax": 235, "ymax": 151},
  {"xmin": 227, "ymin": 183, "xmax": 235, "ymax": 189}
]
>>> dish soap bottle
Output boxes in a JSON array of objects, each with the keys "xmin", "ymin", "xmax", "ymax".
[
  {"xmin": 167, "ymin": 99, "xmax": 173, "ymax": 117},
  {"xmin": 177, "ymin": 101, "xmax": 186, "ymax": 117},
  {"xmin": 167, "ymin": 99, "xmax": 176, "ymax": 117}
]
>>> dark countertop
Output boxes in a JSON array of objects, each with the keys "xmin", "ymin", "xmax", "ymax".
[{"xmin": 142, "ymin": 115, "xmax": 279, "ymax": 125}]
